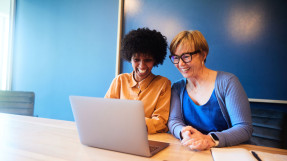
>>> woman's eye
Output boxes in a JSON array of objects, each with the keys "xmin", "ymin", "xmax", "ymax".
[
  {"xmin": 182, "ymin": 55, "xmax": 190, "ymax": 59},
  {"xmin": 173, "ymin": 56, "xmax": 179, "ymax": 60}
]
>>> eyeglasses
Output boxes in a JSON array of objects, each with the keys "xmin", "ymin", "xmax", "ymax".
[{"xmin": 169, "ymin": 50, "xmax": 200, "ymax": 64}]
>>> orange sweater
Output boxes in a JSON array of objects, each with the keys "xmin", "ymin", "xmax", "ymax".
[{"xmin": 105, "ymin": 72, "xmax": 171, "ymax": 134}]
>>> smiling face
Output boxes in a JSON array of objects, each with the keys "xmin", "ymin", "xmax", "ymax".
[
  {"xmin": 174, "ymin": 42, "xmax": 205, "ymax": 79},
  {"xmin": 131, "ymin": 53, "xmax": 155, "ymax": 82}
]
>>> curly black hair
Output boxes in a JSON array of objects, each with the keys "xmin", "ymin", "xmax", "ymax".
[{"xmin": 120, "ymin": 28, "xmax": 168, "ymax": 67}]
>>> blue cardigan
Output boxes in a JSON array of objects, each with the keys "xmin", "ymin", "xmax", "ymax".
[{"xmin": 168, "ymin": 71, "xmax": 253, "ymax": 147}]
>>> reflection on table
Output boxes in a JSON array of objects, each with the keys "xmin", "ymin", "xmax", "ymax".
[{"xmin": 0, "ymin": 113, "xmax": 286, "ymax": 161}]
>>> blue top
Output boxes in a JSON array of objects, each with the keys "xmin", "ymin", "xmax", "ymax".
[
  {"xmin": 182, "ymin": 89, "xmax": 228, "ymax": 134},
  {"xmin": 168, "ymin": 71, "xmax": 253, "ymax": 147}
]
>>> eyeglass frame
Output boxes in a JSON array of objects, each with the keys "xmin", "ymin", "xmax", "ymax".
[{"xmin": 169, "ymin": 50, "xmax": 201, "ymax": 64}]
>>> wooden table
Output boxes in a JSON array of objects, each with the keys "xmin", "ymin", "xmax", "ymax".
[{"xmin": 0, "ymin": 113, "xmax": 286, "ymax": 161}]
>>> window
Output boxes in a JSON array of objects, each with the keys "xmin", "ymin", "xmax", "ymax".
[{"xmin": 0, "ymin": 0, "xmax": 14, "ymax": 90}]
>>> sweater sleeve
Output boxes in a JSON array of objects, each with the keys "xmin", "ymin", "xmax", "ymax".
[
  {"xmin": 104, "ymin": 76, "xmax": 121, "ymax": 99},
  {"xmin": 145, "ymin": 79, "xmax": 171, "ymax": 134},
  {"xmin": 168, "ymin": 82, "xmax": 186, "ymax": 140},
  {"xmin": 214, "ymin": 74, "xmax": 253, "ymax": 147}
]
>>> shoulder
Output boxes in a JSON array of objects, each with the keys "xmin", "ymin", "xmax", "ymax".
[
  {"xmin": 216, "ymin": 71, "xmax": 238, "ymax": 82},
  {"xmin": 113, "ymin": 73, "xmax": 132, "ymax": 81},
  {"xmin": 116, "ymin": 73, "xmax": 131, "ymax": 78},
  {"xmin": 153, "ymin": 75, "xmax": 171, "ymax": 88},
  {"xmin": 215, "ymin": 71, "xmax": 243, "ymax": 94},
  {"xmin": 172, "ymin": 78, "xmax": 186, "ymax": 88},
  {"xmin": 109, "ymin": 73, "xmax": 132, "ymax": 86},
  {"xmin": 171, "ymin": 78, "xmax": 186, "ymax": 94},
  {"xmin": 155, "ymin": 75, "xmax": 171, "ymax": 83},
  {"xmin": 216, "ymin": 71, "xmax": 241, "ymax": 86}
]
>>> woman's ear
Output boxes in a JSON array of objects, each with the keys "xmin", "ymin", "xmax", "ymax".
[{"xmin": 201, "ymin": 51, "xmax": 207, "ymax": 62}]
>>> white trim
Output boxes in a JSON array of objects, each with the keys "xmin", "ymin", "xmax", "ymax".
[
  {"xmin": 6, "ymin": 0, "xmax": 16, "ymax": 90},
  {"xmin": 249, "ymin": 98, "xmax": 287, "ymax": 104},
  {"xmin": 0, "ymin": 14, "xmax": 9, "ymax": 90},
  {"xmin": 115, "ymin": 0, "xmax": 124, "ymax": 77}
]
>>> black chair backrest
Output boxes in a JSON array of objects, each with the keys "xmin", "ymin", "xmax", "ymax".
[
  {"xmin": 251, "ymin": 107, "xmax": 287, "ymax": 149},
  {"xmin": 0, "ymin": 90, "xmax": 35, "ymax": 116}
]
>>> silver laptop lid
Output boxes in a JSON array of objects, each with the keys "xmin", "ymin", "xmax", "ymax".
[{"xmin": 70, "ymin": 96, "xmax": 151, "ymax": 156}]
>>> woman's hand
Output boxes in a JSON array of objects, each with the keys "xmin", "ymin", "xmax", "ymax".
[{"xmin": 181, "ymin": 126, "xmax": 215, "ymax": 151}]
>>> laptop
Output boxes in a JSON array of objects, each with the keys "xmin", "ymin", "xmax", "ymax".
[{"xmin": 69, "ymin": 96, "xmax": 169, "ymax": 157}]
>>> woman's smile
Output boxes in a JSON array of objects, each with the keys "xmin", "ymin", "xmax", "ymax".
[{"xmin": 138, "ymin": 68, "xmax": 147, "ymax": 74}]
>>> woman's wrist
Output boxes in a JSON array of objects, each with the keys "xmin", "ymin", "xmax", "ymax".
[
  {"xmin": 179, "ymin": 131, "xmax": 183, "ymax": 140},
  {"xmin": 208, "ymin": 133, "xmax": 219, "ymax": 148},
  {"xmin": 208, "ymin": 136, "xmax": 216, "ymax": 148}
]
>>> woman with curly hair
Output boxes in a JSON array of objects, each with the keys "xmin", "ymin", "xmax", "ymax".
[{"xmin": 105, "ymin": 28, "xmax": 171, "ymax": 134}]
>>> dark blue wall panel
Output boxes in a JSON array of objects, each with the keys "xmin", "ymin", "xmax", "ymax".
[
  {"xmin": 122, "ymin": 0, "xmax": 287, "ymax": 100},
  {"xmin": 13, "ymin": 0, "xmax": 118, "ymax": 120}
]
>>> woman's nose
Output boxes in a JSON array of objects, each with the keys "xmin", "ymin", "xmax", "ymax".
[{"xmin": 139, "ymin": 60, "xmax": 146, "ymax": 67}]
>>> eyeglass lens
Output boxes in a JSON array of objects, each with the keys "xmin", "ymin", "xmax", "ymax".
[
  {"xmin": 169, "ymin": 50, "xmax": 200, "ymax": 64},
  {"xmin": 170, "ymin": 54, "xmax": 192, "ymax": 64}
]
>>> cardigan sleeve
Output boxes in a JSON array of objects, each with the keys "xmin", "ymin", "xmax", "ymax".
[
  {"xmin": 213, "ymin": 74, "xmax": 253, "ymax": 147},
  {"xmin": 168, "ymin": 82, "xmax": 186, "ymax": 140},
  {"xmin": 145, "ymin": 78, "xmax": 171, "ymax": 134},
  {"xmin": 104, "ymin": 76, "xmax": 121, "ymax": 99}
]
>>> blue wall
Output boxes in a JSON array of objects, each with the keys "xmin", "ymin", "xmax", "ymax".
[
  {"xmin": 122, "ymin": 0, "xmax": 287, "ymax": 100},
  {"xmin": 12, "ymin": 0, "xmax": 119, "ymax": 120},
  {"xmin": 11, "ymin": 0, "xmax": 287, "ymax": 121}
]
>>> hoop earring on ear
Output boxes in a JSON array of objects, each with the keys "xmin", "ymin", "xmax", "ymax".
[{"xmin": 202, "ymin": 61, "xmax": 204, "ymax": 66}]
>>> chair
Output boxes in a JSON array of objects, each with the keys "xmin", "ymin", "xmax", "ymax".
[
  {"xmin": 250, "ymin": 107, "xmax": 287, "ymax": 149},
  {"xmin": 0, "ymin": 90, "xmax": 35, "ymax": 116}
]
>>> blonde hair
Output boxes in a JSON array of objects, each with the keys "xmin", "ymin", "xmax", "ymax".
[{"xmin": 169, "ymin": 30, "xmax": 209, "ymax": 61}]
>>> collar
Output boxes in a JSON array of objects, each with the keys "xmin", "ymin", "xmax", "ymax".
[{"xmin": 129, "ymin": 71, "xmax": 156, "ymax": 90}]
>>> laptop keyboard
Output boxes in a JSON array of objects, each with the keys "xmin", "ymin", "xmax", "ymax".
[{"xmin": 149, "ymin": 145, "xmax": 160, "ymax": 152}]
